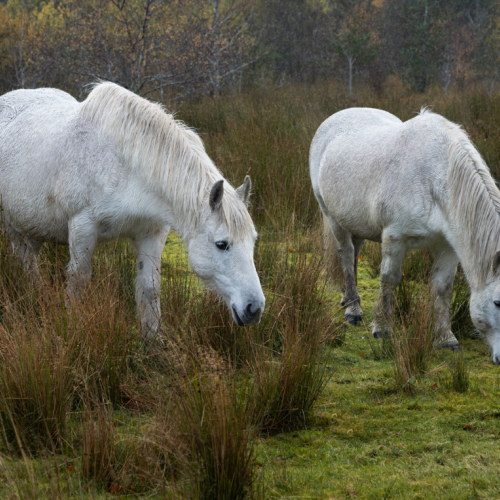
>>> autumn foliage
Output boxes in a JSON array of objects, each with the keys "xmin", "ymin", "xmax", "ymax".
[{"xmin": 1, "ymin": 0, "xmax": 500, "ymax": 99}]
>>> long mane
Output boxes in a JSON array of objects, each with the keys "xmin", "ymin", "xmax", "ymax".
[
  {"xmin": 447, "ymin": 119, "xmax": 500, "ymax": 286},
  {"xmin": 79, "ymin": 82, "xmax": 253, "ymax": 240}
]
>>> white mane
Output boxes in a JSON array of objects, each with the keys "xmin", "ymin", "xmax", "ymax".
[
  {"xmin": 446, "ymin": 117, "xmax": 500, "ymax": 286},
  {"xmin": 79, "ymin": 82, "xmax": 253, "ymax": 241}
]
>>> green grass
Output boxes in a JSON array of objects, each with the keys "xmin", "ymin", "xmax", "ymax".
[
  {"xmin": 0, "ymin": 242, "xmax": 499, "ymax": 498},
  {"xmin": 257, "ymin": 263, "xmax": 500, "ymax": 500},
  {"xmin": 1, "ymin": 83, "xmax": 500, "ymax": 498}
]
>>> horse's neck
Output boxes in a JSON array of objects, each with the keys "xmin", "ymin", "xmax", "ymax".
[
  {"xmin": 446, "ymin": 225, "xmax": 482, "ymax": 291},
  {"xmin": 168, "ymin": 203, "xmax": 201, "ymax": 243},
  {"xmin": 444, "ymin": 139, "xmax": 500, "ymax": 291}
]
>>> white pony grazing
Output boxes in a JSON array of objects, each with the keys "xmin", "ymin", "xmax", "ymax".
[
  {"xmin": 0, "ymin": 82, "xmax": 265, "ymax": 338},
  {"xmin": 310, "ymin": 107, "xmax": 500, "ymax": 364}
]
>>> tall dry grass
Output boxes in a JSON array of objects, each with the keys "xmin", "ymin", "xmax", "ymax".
[
  {"xmin": 392, "ymin": 289, "xmax": 436, "ymax": 394},
  {"xmin": 176, "ymin": 83, "xmax": 500, "ymax": 234},
  {"xmin": 0, "ymin": 82, "xmax": 498, "ymax": 494},
  {"xmin": 442, "ymin": 350, "xmax": 470, "ymax": 393},
  {"xmin": 250, "ymin": 230, "xmax": 339, "ymax": 433},
  {"xmin": 172, "ymin": 369, "xmax": 258, "ymax": 499}
]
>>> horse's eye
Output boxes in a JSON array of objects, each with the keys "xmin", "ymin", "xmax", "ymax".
[
  {"xmin": 215, "ymin": 241, "xmax": 229, "ymax": 251},
  {"xmin": 494, "ymin": 301, "xmax": 500, "ymax": 308}
]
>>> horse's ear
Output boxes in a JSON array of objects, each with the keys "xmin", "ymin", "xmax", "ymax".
[
  {"xmin": 209, "ymin": 180, "xmax": 224, "ymax": 211},
  {"xmin": 493, "ymin": 250, "xmax": 500, "ymax": 275},
  {"xmin": 236, "ymin": 175, "xmax": 252, "ymax": 206}
]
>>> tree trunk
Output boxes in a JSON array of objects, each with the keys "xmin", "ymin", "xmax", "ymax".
[
  {"xmin": 212, "ymin": 0, "xmax": 221, "ymax": 97},
  {"xmin": 348, "ymin": 55, "xmax": 354, "ymax": 95}
]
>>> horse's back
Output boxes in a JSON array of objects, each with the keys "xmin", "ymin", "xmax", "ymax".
[
  {"xmin": 310, "ymin": 108, "xmax": 452, "ymax": 242},
  {"xmin": 0, "ymin": 88, "xmax": 79, "ymax": 157},
  {"xmin": 309, "ymin": 107, "xmax": 401, "ymax": 186},
  {"xmin": 0, "ymin": 88, "xmax": 77, "ymax": 127},
  {"xmin": 0, "ymin": 88, "xmax": 121, "ymax": 243}
]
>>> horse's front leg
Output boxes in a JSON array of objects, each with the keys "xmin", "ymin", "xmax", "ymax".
[
  {"xmin": 430, "ymin": 248, "xmax": 460, "ymax": 352},
  {"xmin": 134, "ymin": 229, "xmax": 169, "ymax": 342},
  {"xmin": 372, "ymin": 234, "xmax": 405, "ymax": 338},
  {"xmin": 67, "ymin": 213, "xmax": 97, "ymax": 301}
]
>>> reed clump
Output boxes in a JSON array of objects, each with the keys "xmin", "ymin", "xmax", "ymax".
[
  {"xmin": 450, "ymin": 267, "xmax": 474, "ymax": 339},
  {"xmin": 442, "ymin": 351, "xmax": 470, "ymax": 393},
  {"xmin": 0, "ymin": 235, "xmax": 75, "ymax": 454},
  {"xmin": 251, "ymin": 231, "xmax": 339, "ymax": 433},
  {"xmin": 172, "ymin": 369, "xmax": 258, "ymax": 500},
  {"xmin": 391, "ymin": 288, "xmax": 435, "ymax": 394}
]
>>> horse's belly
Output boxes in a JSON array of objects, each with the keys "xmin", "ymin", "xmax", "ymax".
[
  {"xmin": 333, "ymin": 210, "xmax": 383, "ymax": 241},
  {"xmin": 2, "ymin": 194, "xmax": 69, "ymax": 244}
]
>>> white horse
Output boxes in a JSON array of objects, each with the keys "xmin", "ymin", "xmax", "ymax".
[
  {"xmin": 310, "ymin": 107, "xmax": 500, "ymax": 364},
  {"xmin": 0, "ymin": 82, "xmax": 265, "ymax": 338}
]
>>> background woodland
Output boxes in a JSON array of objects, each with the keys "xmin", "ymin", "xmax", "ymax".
[{"xmin": 1, "ymin": 0, "xmax": 500, "ymax": 99}]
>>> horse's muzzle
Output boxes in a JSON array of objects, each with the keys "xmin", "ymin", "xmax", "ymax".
[{"xmin": 232, "ymin": 303, "xmax": 263, "ymax": 326}]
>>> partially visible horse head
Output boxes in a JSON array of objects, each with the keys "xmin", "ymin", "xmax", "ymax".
[
  {"xmin": 187, "ymin": 176, "xmax": 265, "ymax": 326},
  {"xmin": 470, "ymin": 250, "xmax": 500, "ymax": 364}
]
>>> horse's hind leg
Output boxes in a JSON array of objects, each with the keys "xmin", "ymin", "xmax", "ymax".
[
  {"xmin": 372, "ymin": 234, "xmax": 405, "ymax": 338},
  {"xmin": 6, "ymin": 225, "xmax": 43, "ymax": 284},
  {"xmin": 134, "ymin": 228, "xmax": 169, "ymax": 342},
  {"xmin": 431, "ymin": 248, "xmax": 460, "ymax": 352},
  {"xmin": 325, "ymin": 214, "xmax": 363, "ymax": 325},
  {"xmin": 341, "ymin": 237, "xmax": 364, "ymax": 306}
]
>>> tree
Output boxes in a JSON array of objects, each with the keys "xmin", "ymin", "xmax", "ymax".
[
  {"xmin": 256, "ymin": 0, "xmax": 334, "ymax": 85},
  {"xmin": 381, "ymin": 0, "xmax": 444, "ymax": 92},
  {"xmin": 335, "ymin": 7, "xmax": 377, "ymax": 94},
  {"xmin": 185, "ymin": 0, "xmax": 258, "ymax": 96}
]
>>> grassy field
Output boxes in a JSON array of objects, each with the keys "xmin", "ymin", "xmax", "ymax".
[
  {"xmin": 259, "ymin": 259, "xmax": 500, "ymax": 499},
  {"xmin": 0, "ymin": 82, "xmax": 499, "ymax": 498}
]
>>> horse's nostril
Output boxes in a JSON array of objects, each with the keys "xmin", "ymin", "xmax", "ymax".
[
  {"xmin": 246, "ymin": 303, "xmax": 261, "ymax": 318},
  {"xmin": 494, "ymin": 355, "xmax": 500, "ymax": 365}
]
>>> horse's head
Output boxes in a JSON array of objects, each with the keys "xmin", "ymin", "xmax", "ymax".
[
  {"xmin": 187, "ymin": 176, "xmax": 265, "ymax": 326},
  {"xmin": 470, "ymin": 251, "xmax": 500, "ymax": 364}
]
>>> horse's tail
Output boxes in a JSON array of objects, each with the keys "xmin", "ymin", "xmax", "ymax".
[{"xmin": 323, "ymin": 212, "xmax": 344, "ymax": 287}]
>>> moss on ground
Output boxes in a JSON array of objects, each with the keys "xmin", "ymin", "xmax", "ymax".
[{"xmin": 258, "ymin": 259, "xmax": 500, "ymax": 499}]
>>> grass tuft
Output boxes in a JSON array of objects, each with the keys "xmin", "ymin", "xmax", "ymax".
[
  {"xmin": 173, "ymin": 366, "xmax": 258, "ymax": 500},
  {"xmin": 443, "ymin": 351, "xmax": 470, "ymax": 393},
  {"xmin": 391, "ymin": 289, "xmax": 435, "ymax": 393},
  {"xmin": 82, "ymin": 403, "xmax": 118, "ymax": 490},
  {"xmin": 252, "ymin": 234, "xmax": 338, "ymax": 433}
]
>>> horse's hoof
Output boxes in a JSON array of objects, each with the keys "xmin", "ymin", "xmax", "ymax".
[
  {"xmin": 439, "ymin": 343, "xmax": 461, "ymax": 353},
  {"xmin": 372, "ymin": 330, "xmax": 383, "ymax": 339},
  {"xmin": 346, "ymin": 314, "xmax": 362, "ymax": 326},
  {"xmin": 470, "ymin": 329, "xmax": 481, "ymax": 339}
]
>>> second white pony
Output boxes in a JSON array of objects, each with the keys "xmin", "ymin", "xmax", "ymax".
[
  {"xmin": 310, "ymin": 107, "xmax": 500, "ymax": 363},
  {"xmin": 0, "ymin": 82, "xmax": 265, "ymax": 338}
]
